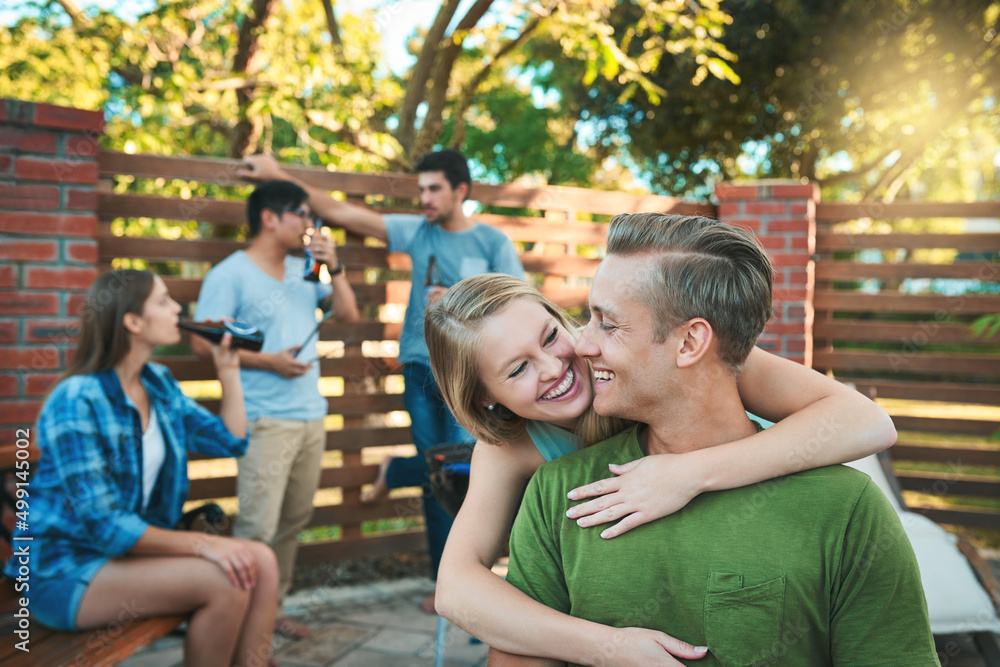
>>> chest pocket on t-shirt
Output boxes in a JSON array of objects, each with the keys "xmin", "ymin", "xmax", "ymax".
[
  {"xmin": 703, "ymin": 572, "xmax": 785, "ymax": 666},
  {"xmin": 459, "ymin": 257, "xmax": 489, "ymax": 279}
]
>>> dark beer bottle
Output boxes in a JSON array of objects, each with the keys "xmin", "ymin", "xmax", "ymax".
[
  {"xmin": 179, "ymin": 320, "xmax": 264, "ymax": 352},
  {"xmin": 424, "ymin": 255, "xmax": 442, "ymax": 303},
  {"xmin": 303, "ymin": 217, "xmax": 323, "ymax": 282}
]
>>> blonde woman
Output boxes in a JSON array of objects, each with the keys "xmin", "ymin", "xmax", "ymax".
[{"xmin": 420, "ymin": 273, "xmax": 895, "ymax": 665}]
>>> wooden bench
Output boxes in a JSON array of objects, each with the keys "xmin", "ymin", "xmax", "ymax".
[{"xmin": 0, "ymin": 444, "xmax": 224, "ymax": 666}]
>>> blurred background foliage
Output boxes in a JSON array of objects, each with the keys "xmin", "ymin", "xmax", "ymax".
[{"xmin": 1, "ymin": 0, "xmax": 996, "ymax": 203}]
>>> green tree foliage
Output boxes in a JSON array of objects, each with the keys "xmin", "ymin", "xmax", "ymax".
[
  {"xmin": 528, "ymin": 0, "xmax": 1000, "ymax": 200},
  {"xmin": 0, "ymin": 0, "xmax": 734, "ymax": 182}
]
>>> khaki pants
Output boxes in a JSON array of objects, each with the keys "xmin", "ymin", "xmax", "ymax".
[{"xmin": 234, "ymin": 416, "xmax": 325, "ymax": 604}]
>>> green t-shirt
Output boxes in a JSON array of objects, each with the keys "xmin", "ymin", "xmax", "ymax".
[{"xmin": 506, "ymin": 426, "xmax": 939, "ymax": 667}]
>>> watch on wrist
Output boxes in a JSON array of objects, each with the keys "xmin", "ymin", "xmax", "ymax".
[{"xmin": 328, "ymin": 261, "xmax": 344, "ymax": 277}]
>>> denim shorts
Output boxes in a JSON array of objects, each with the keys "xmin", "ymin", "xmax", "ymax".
[{"xmin": 30, "ymin": 560, "xmax": 105, "ymax": 631}]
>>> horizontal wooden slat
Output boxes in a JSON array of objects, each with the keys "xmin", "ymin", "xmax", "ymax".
[
  {"xmin": 336, "ymin": 321, "xmax": 403, "ymax": 341},
  {"xmin": 99, "ymin": 233, "xmax": 392, "ymax": 267},
  {"xmin": 311, "ymin": 499, "xmax": 424, "ymax": 527},
  {"xmin": 328, "ymin": 426, "xmax": 412, "ymax": 450},
  {"xmin": 891, "ymin": 416, "xmax": 1000, "ymax": 437},
  {"xmin": 197, "ymin": 393, "xmax": 407, "ymax": 415},
  {"xmin": 838, "ymin": 378, "xmax": 1000, "ymax": 405},
  {"xmin": 816, "ymin": 201, "xmax": 1000, "ymax": 221},
  {"xmin": 479, "ymin": 213, "xmax": 609, "ymax": 244},
  {"xmin": 815, "ymin": 260, "xmax": 1000, "ymax": 282},
  {"xmin": 100, "ymin": 234, "xmax": 245, "ymax": 262},
  {"xmin": 907, "ymin": 506, "xmax": 1000, "ymax": 531},
  {"xmin": 98, "ymin": 191, "xmax": 244, "ymax": 225},
  {"xmin": 814, "ymin": 291, "xmax": 1000, "ymax": 314},
  {"xmin": 162, "ymin": 355, "xmax": 402, "ymax": 382},
  {"xmin": 814, "ymin": 350, "xmax": 1000, "ymax": 376},
  {"xmin": 161, "ymin": 277, "xmax": 409, "ymax": 305},
  {"xmin": 891, "ymin": 444, "xmax": 1000, "ymax": 468},
  {"xmin": 189, "ymin": 463, "xmax": 382, "ymax": 501},
  {"xmin": 99, "ymin": 151, "xmax": 713, "ymax": 217},
  {"xmin": 817, "ymin": 232, "xmax": 1000, "ymax": 252},
  {"xmin": 187, "ymin": 426, "xmax": 412, "ymax": 462},
  {"xmin": 296, "ymin": 531, "xmax": 427, "ymax": 564},
  {"xmin": 521, "ymin": 254, "xmax": 601, "ymax": 276},
  {"xmin": 815, "ymin": 321, "xmax": 998, "ymax": 345},
  {"xmin": 389, "ymin": 251, "xmax": 600, "ymax": 277},
  {"xmin": 896, "ymin": 471, "xmax": 1000, "ymax": 498}
]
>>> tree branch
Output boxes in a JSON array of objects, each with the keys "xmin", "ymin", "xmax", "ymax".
[
  {"xmin": 54, "ymin": 0, "xmax": 91, "ymax": 28},
  {"xmin": 450, "ymin": 3, "xmax": 557, "ymax": 149},
  {"xmin": 412, "ymin": 0, "xmax": 495, "ymax": 158},
  {"xmin": 815, "ymin": 148, "xmax": 896, "ymax": 187},
  {"xmin": 229, "ymin": 0, "xmax": 276, "ymax": 159},
  {"xmin": 320, "ymin": 0, "xmax": 343, "ymax": 48},
  {"xmin": 397, "ymin": 0, "xmax": 464, "ymax": 155}
]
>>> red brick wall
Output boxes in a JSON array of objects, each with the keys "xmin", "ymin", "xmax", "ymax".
[
  {"xmin": 715, "ymin": 181, "xmax": 818, "ymax": 366},
  {"xmin": 0, "ymin": 99, "xmax": 104, "ymax": 442}
]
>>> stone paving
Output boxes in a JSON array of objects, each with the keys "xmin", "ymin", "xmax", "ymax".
[{"xmin": 118, "ymin": 578, "xmax": 488, "ymax": 667}]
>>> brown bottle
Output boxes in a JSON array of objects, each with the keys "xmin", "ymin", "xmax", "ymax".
[
  {"xmin": 424, "ymin": 255, "xmax": 442, "ymax": 302},
  {"xmin": 303, "ymin": 218, "xmax": 323, "ymax": 282},
  {"xmin": 179, "ymin": 320, "xmax": 264, "ymax": 352}
]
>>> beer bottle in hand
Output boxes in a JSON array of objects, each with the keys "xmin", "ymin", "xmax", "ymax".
[
  {"xmin": 179, "ymin": 320, "xmax": 264, "ymax": 352},
  {"xmin": 424, "ymin": 255, "xmax": 443, "ymax": 304},
  {"xmin": 303, "ymin": 217, "xmax": 323, "ymax": 282}
]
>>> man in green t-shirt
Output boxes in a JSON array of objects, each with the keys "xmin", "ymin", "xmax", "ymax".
[{"xmin": 493, "ymin": 213, "xmax": 939, "ymax": 666}]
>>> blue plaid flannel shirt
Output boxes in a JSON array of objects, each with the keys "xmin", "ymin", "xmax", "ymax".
[{"xmin": 4, "ymin": 362, "xmax": 248, "ymax": 582}]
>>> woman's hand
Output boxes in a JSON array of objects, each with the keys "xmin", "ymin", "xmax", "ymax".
[
  {"xmin": 194, "ymin": 535, "xmax": 259, "ymax": 590},
  {"xmin": 593, "ymin": 627, "xmax": 707, "ymax": 667},
  {"xmin": 210, "ymin": 331, "xmax": 240, "ymax": 375},
  {"xmin": 565, "ymin": 454, "xmax": 705, "ymax": 538}
]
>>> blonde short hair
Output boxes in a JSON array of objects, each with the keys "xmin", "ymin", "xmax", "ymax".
[
  {"xmin": 606, "ymin": 213, "xmax": 774, "ymax": 371},
  {"xmin": 425, "ymin": 274, "xmax": 627, "ymax": 447}
]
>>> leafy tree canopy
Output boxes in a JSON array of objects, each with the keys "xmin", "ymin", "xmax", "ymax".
[
  {"xmin": 528, "ymin": 0, "xmax": 1000, "ymax": 200},
  {"xmin": 0, "ymin": 0, "xmax": 734, "ymax": 187}
]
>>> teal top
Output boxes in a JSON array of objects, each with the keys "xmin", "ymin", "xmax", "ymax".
[
  {"xmin": 525, "ymin": 420, "xmax": 579, "ymax": 462},
  {"xmin": 507, "ymin": 425, "xmax": 939, "ymax": 667}
]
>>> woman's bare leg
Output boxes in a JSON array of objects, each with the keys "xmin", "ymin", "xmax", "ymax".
[
  {"xmin": 75, "ymin": 538, "xmax": 278, "ymax": 667},
  {"xmin": 232, "ymin": 540, "xmax": 280, "ymax": 667}
]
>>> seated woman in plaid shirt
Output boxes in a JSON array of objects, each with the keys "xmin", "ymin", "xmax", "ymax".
[{"xmin": 5, "ymin": 270, "xmax": 278, "ymax": 667}]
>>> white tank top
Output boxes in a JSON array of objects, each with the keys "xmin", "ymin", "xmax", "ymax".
[{"xmin": 141, "ymin": 405, "xmax": 166, "ymax": 512}]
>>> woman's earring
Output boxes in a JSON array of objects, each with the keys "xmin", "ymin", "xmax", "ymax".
[{"xmin": 486, "ymin": 404, "xmax": 494, "ymax": 410}]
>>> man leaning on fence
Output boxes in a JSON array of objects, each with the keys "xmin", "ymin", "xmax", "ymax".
[
  {"xmin": 238, "ymin": 151, "xmax": 524, "ymax": 613},
  {"xmin": 192, "ymin": 179, "xmax": 360, "ymax": 640},
  {"xmin": 490, "ymin": 213, "xmax": 938, "ymax": 667}
]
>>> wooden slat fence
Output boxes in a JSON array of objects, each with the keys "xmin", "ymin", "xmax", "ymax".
[
  {"xmin": 813, "ymin": 201, "xmax": 1000, "ymax": 530},
  {"xmin": 97, "ymin": 150, "xmax": 712, "ymax": 562}
]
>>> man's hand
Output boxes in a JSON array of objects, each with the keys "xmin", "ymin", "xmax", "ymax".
[
  {"xmin": 308, "ymin": 233, "xmax": 339, "ymax": 268},
  {"xmin": 565, "ymin": 453, "xmax": 704, "ymax": 539},
  {"xmin": 268, "ymin": 346, "xmax": 312, "ymax": 378},
  {"xmin": 426, "ymin": 285, "xmax": 448, "ymax": 305},
  {"xmin": 237, "ymin": 154, "xmax": 286, "ymax": 182}
]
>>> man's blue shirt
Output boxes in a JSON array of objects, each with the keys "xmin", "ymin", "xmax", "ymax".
[{"xmin": 384, "ymin": 214, "xmax": 524, "ymax": 365}]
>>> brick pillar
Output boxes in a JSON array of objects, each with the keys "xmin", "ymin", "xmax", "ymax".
[
  {"xmin": 0, "ymin": 99, "xmax": 104, "ymax": 443},
  {"xmin": 715, "ymin": 180, "xmax": 818, "ymax": 367}
]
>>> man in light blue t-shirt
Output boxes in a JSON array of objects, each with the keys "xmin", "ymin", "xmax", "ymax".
[
  {"xmin": 240, "ymin": 151, "xmax": 523, "ymax": 611},
  {"xmin": 193, "ymin": 180, "xmax": 359, "ymax": 639}
]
